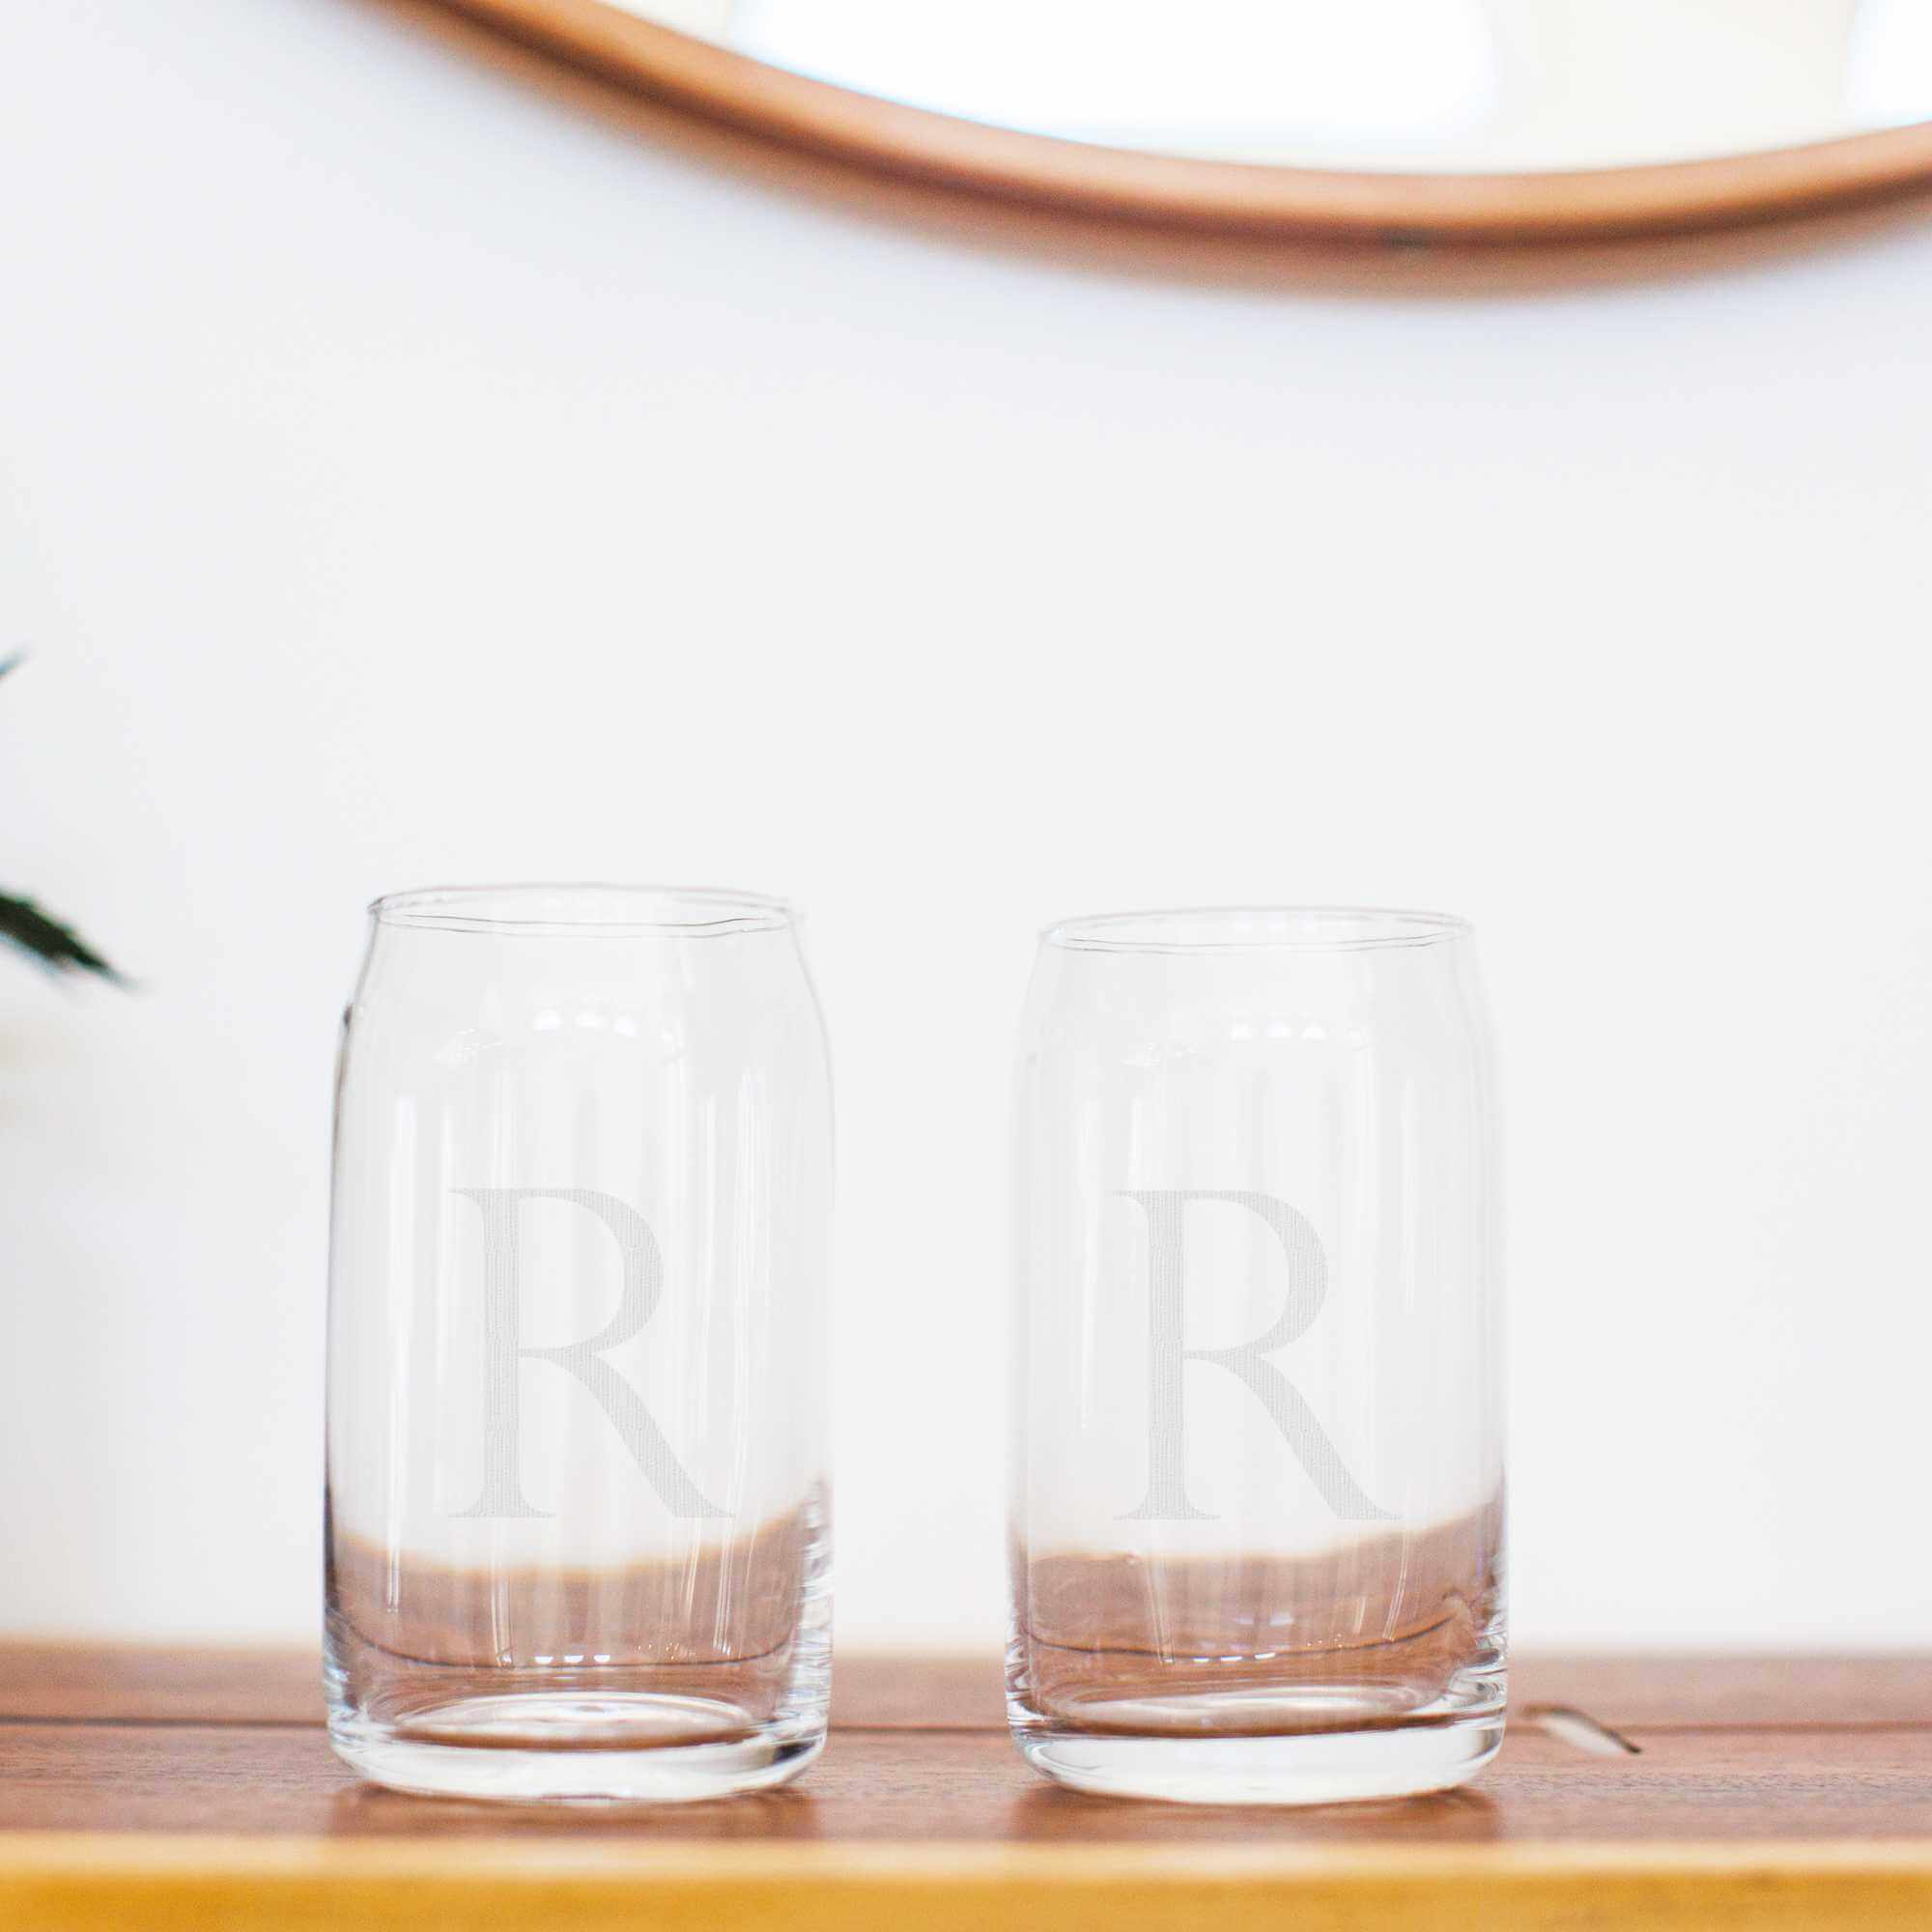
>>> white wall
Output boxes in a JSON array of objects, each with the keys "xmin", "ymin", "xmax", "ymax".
[{"xmin": 2, "ymin": 0, "xmax": 1929, "ymax": 1653}]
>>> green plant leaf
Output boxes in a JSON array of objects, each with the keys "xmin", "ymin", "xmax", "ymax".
[{"xmin": 0, "ymin": 894, "xmax": 124, "ymax": 983}]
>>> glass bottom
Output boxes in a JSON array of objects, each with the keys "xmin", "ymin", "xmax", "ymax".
[
  {"xmin": 327, "ymin": 1692, "xmax": 824, "ymax": 1803},
  {"xmin": 1016, "ymin": 1710, "xmax": 1504, "ymax": 1805}
]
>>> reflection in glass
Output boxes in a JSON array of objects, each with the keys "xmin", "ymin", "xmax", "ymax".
[
  {"xmin": 1008, "ymin": 909, "xmax": 1504, "ymax": 1804},
  {"xmin": 612, "ymin": 0, "xmax": 1926, "ymax": 173},
  {"xmin": 325, "ymin": 885, "xmax": 833, "ymax": 1803}
]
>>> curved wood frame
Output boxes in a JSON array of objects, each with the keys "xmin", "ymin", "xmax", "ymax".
[{"xmin": 428, "ymin": 0, "xmax": 1932, "ymax": 242}]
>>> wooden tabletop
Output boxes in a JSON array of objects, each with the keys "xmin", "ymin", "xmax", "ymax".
[{"xmin": 0, "ymin": 1646, "xmax": 1927, "ymax": 1929}]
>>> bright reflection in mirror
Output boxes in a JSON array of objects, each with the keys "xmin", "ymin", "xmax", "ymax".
[{"xmin": 614, "ymin": 0, "xmax": 1932, "ymax": 172}]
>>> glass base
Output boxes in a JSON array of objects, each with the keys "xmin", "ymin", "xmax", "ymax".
[
  {"xmin": 328, "ymin": 1693, "xmax": 824, "ymax": 1803},
  {"xmin": 1015, "ymin": 1714, "xmax": 1504, "ymax": 1805}
]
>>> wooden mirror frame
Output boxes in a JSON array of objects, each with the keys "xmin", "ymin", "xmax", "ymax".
[{"xmin": 428, "ymin": 0, "xmax": 1932, "ymax": 242}]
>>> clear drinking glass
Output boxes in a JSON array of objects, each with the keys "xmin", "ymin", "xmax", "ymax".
[
  {"xmin": 325, "ymin": 885, "xmax": 833, "ymax": 1802},
  {"xmin": 1009, "ymin": 907, "xmax": 1503, "ymax": 1804}
]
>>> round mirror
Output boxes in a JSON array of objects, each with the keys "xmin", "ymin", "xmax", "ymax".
[{"xmin": 439, "ymin": 0, "xmax": 1932, "ymax": 238}]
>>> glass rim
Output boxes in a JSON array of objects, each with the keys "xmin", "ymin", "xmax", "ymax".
[
  {"xmin": 1040, "ymin": 904, "xmax": 1473, "ymax": 954},
  {"xmin": 367, "ymin": 882, "xmax": 798, "ymax": 938}
]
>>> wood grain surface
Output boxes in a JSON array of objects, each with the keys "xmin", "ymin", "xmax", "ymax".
[{"xmin": 0, "ymin": 1646, "xmax": 1926, "ymax": 1929}]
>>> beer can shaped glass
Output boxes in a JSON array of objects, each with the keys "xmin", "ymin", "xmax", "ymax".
[
  {"xmin": 1009, "ymin": 908, "xmax": 1504, "ymax": 1804},
  {"xmin": 326, "ymin": 886, "xmax": 832, "ymax": 1802}
]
